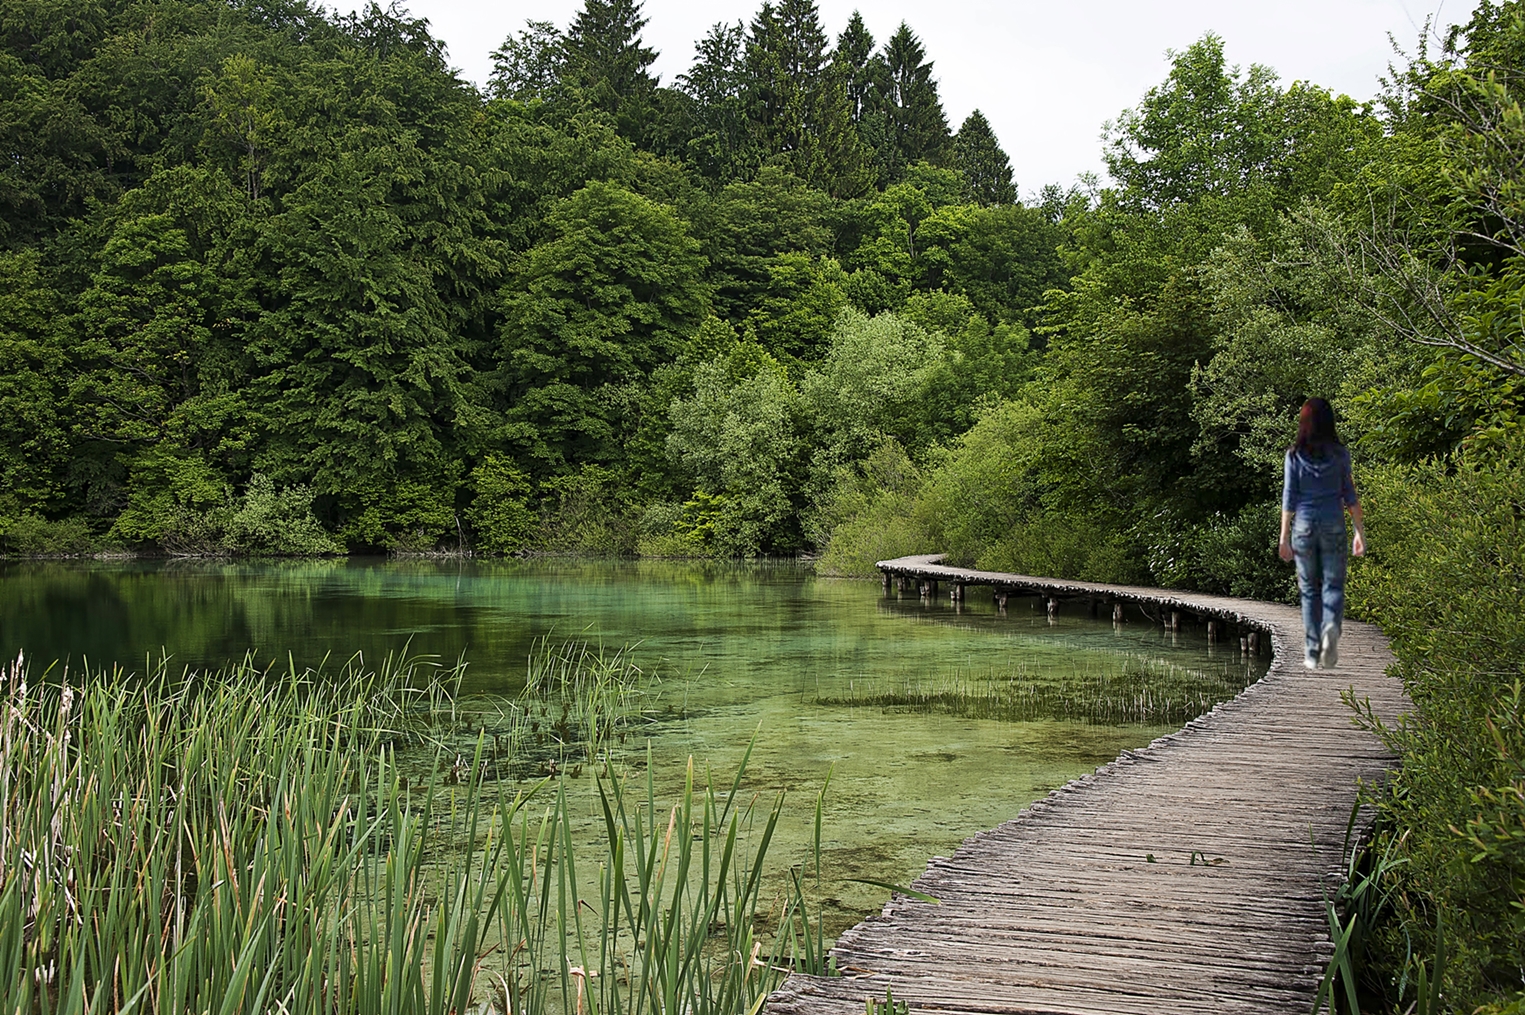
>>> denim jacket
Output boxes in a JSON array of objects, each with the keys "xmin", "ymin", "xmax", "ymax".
[{"xmin": 1282, "ymin": 446, "xmax": 1358, "ymax": 527}]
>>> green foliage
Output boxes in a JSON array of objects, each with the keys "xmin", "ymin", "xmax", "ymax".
[
  {"xmin": 224, "ymin": 474, "xmax": 344, "ymax": 556},
  {"xmin": 634, "ymin": 498, "xmax": 710, "ymax": 557},
  {"xmin": 1144, "ymin": 500, "xmax": 1296, "ymax": 602},
  {"xmin": 690, "ymin": 166, "xmax": 834, "ymax": 321},
  {"xmin": 743, "ymin": 0, "xmax": 873, "ymax": 196},
  {"xmin": 109, "ymin": 446, "xmax": 230, "ymax": 553},
  {"xmin": 109, "ymin": 455, "xmax": 339, "ymax": 557},
  {"xmin": 496, "ymin": 180, "xmax": 710, "ymax": 475},
  {"xmin": 0, "ymin": 0, "xmax": 1056, "ymax": 559},
  {"xmin": 0, "ymin": 250, "xmax": 68, "ymax": 521},
  {"xmin": 488, "ymin": 20, "xmax": 565, "ymax": 102},
  {"xmin": 667, "ymin": 350, "xmax": 802, "ymax": 556},
  {"xmin": 533, "ymin": 463, "xmax": 640, "ymax": 555},
  {"xmin": 743, "ymin": 252, "xmax": 848, "ymax": 362},
  {"xmin": 675, "ymin": 20, "xmax": 757, "ymax": 181},
  {"xmin": 0, "ymin": 513, "xmax": 97, "ymax": 557},
  {"xmin": 466, "ymin": 454, "xmax": 536, "ymax": 556},
  {"xmin": 1347, "ymin": 440, "xmax": 1525, "ymax": 1009},
  {"xmin": 867, "ymin": 23, "xmax": 951, "ymax": 179},
  {"xmin": 801, "ymin": 309, "xmax": 945, "ymax": 455},
  {"xmin": 814, "ymin": 439, "xmax": 933, "ymax": 575},
  {"xmin": 952, "ymin": 109, "xmax": 1017, "ymax": 205},
  {"xmin": 561, "ymin": 0, "xmax": 659, "ymax": 141}
]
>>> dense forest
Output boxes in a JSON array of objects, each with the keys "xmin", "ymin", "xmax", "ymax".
[
  {"xmin": 1, "ymin": 0, "xmax": 1523, "ymax": 1008},
  {"xmin": 0, "ymin": 0, "xmax": 1066, "ymax": 558}
]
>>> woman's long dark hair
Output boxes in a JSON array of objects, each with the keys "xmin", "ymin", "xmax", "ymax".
[{"xmin": 1293, "ymin": 397, "xmax": 1342, "ymax": 457}]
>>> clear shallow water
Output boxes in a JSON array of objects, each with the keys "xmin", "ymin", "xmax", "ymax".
[{"xmin": 0, "ymin": 557, "xmax": 1267, "ymax": 933}]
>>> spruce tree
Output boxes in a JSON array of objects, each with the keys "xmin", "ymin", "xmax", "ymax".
[
  {"xmin": 561, "ymin": 0, "xmax": 659, "ymax": 138},
  {"xmin": 744, "ymin": 0, "xmax": 827, "ymax": 155},
  {"xmin": 834, "ymin": 11, "xmax": 877, "ymax": 124},
  {"xmin": 679, "ymin": 21, "xmax": 760, "ymax": 181},
  {"xmin": 953, "ymin": 109, "xmax": 1017, "ymax": 204},
  {"xmin": 874, "ymin": 23, "xmax": 951, "ymax": 175},
  {"xmin": 743, "ymin": 1, "xmax": 872, "ymax": 195}
]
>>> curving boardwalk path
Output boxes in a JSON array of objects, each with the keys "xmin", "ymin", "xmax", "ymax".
[{"xmin": 767, "ymin": 554, "xmax": 1408, "ymax": 1015}]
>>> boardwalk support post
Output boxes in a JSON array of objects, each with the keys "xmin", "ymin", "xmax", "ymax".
[
  {"xmin": 1169, "ymin": 610, "xmax": 1181, "ymax": 632},
  {"xmin": 1207, "ymin": 620, "xmax": 1218, "ymax": 643},
  {"xmin": 1112, "ymin": 603, "xmax": 1125, "ymax": 623},
  {"xmin": 1046, "ymin": 597, "xmax": 1058, "ymax": 620}
]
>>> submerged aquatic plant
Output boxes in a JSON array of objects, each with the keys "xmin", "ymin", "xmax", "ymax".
[{"xmin": 817, "ymin": 653, "xmax": 1254, "ymax": 727}]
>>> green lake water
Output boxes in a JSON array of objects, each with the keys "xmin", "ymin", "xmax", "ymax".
[{"xmin": 0, "ymin": 557, "xmax": 1268, "ymax": 934}]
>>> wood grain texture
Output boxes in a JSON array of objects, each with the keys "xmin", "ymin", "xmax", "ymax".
[{"xmin": 766, "ymin": 555, "xmax": 1407, "ymax": 1015}]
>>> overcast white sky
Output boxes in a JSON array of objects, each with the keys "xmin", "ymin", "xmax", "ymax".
[{"xmin": 327, "ymin": 0, "xmax": 1477, "ymax": 193}]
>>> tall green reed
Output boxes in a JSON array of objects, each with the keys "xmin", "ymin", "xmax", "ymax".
[
  {"xmin": 0, "ymin": 650, "xmax": 505, "ymax": 1015},
  {"xmin": 518, "ymin": 637, "xmax": 655, "ymax": 769},
  {"xmin": 0, "ymin": 649, "xmax": 825, "ymax": 1015}
]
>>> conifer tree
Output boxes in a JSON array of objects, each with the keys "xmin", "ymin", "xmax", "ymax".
[
  {"xmin": 953, "ymin": 109, "xmax": 1016, "ymax": 204},
  {"xmin": 561, "ymin": 0, "xmax": 659, "ymax": 138},
  {"xmin": 744, "ymin": 1, "xmax": 872, "ymax": 195},
  {"xmin": 874, "ymin": 23, "xmax": 951, "ymax": 174},
  {"xmin": 834, "ymin": 11, "xmax": 877, "ymax": 124},
  {"xmin": 679, "ymin": 21, "xmax": 760, "ymax": 181},
  {"xmin": 744, "ymin": 0, "xmax": 828, "ymax": 153}
]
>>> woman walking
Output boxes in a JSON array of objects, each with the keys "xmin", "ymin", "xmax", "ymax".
[{"xmin": 1278, "ymin": 398, "xmax": 1365, "ymax": 669}]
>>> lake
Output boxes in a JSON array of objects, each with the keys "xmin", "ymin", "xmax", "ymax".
[{"xmin": 0, "ymin": 557, "xmax": 1266, "ymax": 932}]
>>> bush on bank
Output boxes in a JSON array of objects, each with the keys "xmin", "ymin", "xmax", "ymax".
[{"xmin": 1345, "ymin": 438, "xmax": 1525, "ymax": 1010}]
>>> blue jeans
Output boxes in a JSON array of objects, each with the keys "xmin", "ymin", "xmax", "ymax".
[{"xmin": 1292, "ymin": 518, "xmax": 1347, "ymax": 660}]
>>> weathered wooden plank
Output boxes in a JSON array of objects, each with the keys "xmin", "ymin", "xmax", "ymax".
[{"xmin": 766, "ymin": 554, "xmax": 1407, "ymax": 1015}]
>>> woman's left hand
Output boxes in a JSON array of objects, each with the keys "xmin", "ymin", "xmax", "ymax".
[
  {"xmin": 1352, "ymin": 531, "xmax": 1366, "ymax": 557},
  {"xmin": 1278, "ymin": 538, "xmax": 1294, "ymax": 562}
]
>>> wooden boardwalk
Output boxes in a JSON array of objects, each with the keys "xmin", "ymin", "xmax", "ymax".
[{"xmin": 767, "ymin": 554, "xmax": 1408, "ymax": 1015}]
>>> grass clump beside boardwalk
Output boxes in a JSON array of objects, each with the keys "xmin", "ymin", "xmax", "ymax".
[{"xmin": 0, "ymin": 650, "xmax": 823, "ymax": 1015}]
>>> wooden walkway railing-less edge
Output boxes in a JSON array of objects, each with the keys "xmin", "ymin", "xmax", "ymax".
[{"xmin": 766, "ymin": 554, "xmax": 1408, "ymax": 1015}]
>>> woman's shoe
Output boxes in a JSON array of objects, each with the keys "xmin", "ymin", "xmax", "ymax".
[
  {"xmin": 1319, "ymin": 626, "xmax": 1340, "ymax": 669},
  {"xmin": 1304, "ymin": 654, "xmax": 1319, "ymax": 670}
]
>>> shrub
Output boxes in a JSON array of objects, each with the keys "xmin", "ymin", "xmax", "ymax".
[
  {"xmin": 0, "ymin": 513, "xmax": 98, "ymax": 556},
  {"xmin": 635, "ymin": 499, "xmax": 710, "ymax": 558},
  {"xmin": 466, "ymin": 454, "xmax": 536, "ymax": 555},
  {"xmin": 1144, "ymin": 500, "xmax": 1297, "ymax": 602},
  {"xmin": 534, "ymin": 465, "xmax": 640, "ymax": 555},
  {"xmin": 1346, "ymin": 437, "xmax": 1525, "ymax": 1010},
  {"xmin": 225, "ymin": 474, "xmax": 343, "ymax": 556},
  {"xmin": 815, "ymin": 441, "xmax": 936, "ymax": 576}
]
